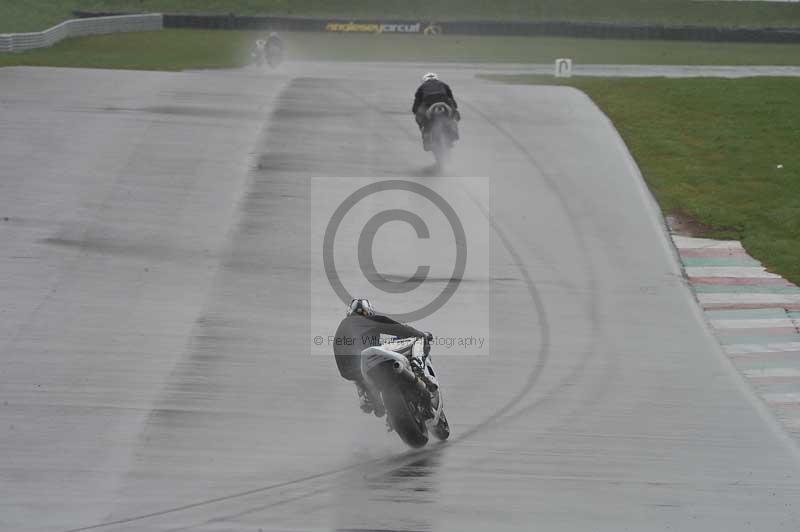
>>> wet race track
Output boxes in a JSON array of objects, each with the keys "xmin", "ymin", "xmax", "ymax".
[{"xmin": 2, "ymin": 63, "xmax": 800, "ymax": 532}]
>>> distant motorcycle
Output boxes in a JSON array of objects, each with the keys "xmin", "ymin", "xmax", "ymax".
[
  {"xmin": 424, "ymin": 102, "xmax": 459, "ymax": 166},
  {"xmin": 251, "ymin": 38, "xmax": 284, "ymax": 69},
  {"xmin": 360, "ymin": 336, "xmax": 450, "ymax": 447}
]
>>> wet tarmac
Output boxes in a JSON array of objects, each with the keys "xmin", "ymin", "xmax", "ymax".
[{"xmin": 1, "ymin": 65, "xmax": 799, "ymax": 532}]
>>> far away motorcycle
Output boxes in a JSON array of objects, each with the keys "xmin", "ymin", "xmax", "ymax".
[
  {"xmin": 252, "ymin": 39, "xmax": 284, "ymax": 69},
  {"xmin": 423, "ymin": 102, "xmax": 460, "ymax": 166},
  {"xmin": 360, "ymin": 336, "xmax": 450, "ymax": 447}
]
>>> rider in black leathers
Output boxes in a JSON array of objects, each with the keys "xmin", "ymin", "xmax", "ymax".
[
  {"xmin": 266, "ymin": 32, "xmax": 283, "ymax": 54},
  {"xmin": 333, "ymin": 299, "xmax": 425, "ymax": 416},
  {"xmin": 253, "ymin": 32, "xmax": 284, "ymax": 66},
  {"xmin": 412, "ymin": 72, "xmax": 459, "ymax": 150}
]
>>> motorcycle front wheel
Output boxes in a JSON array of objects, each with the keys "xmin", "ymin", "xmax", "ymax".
[{"xmin": 430, "ymin": 410, "xmax": 450, "ymax": 441}]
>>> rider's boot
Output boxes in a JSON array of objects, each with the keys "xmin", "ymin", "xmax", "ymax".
[
  {"xmin": 355, "ymin": 381, "xmax": 373, "ymax": 414},
  {"xmin": 372, "ymin": 390, "xmax": 386, "ymax": 418},
  {"xmin": 356, "ymin": 380, "xmax": 386, "ymax": 417},
  {"xmin": 417, "ymin": 120, "xmax": 432, "ymax": 151}
]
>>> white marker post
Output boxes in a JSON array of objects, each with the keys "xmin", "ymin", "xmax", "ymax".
[{"xmin": 554, "ymin": 58, "xmax": 573, "ymax": 78}]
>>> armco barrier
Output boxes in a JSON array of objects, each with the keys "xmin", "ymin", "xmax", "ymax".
[
  {"xmin": 71, "ymin": 11, "xmax": 800, "ymax": 43},
  {"xmin": 164, "ymin": 14, "xmax": 329, "ymax": 31},
  {"xmin": 0, "ymin": 14, "xmax": 162, "ymax": 52},
  {"xmin": 438, "ymin": 20, "xmax": 800, "ymax": 43}
]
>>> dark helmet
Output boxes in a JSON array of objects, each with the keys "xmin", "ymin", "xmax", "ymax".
[{"xmin": 347, "ymin": 298, "xmax": 374, "ymax": 317}]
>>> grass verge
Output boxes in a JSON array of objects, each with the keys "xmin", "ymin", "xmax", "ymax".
[
  {"xmin": 481, "ymin": 74, "xmax": 800, "ymax": 284},
  {"xmin": 3, "ymin": 30, "xmax": 800, "ymax": 70},
  {"xmin": 0, "ymin": 30, "xmax": 251, "ymax": 71},
  {"xmin": 3, "ymin": 0, "xmax": 800, "ymax": 33}
]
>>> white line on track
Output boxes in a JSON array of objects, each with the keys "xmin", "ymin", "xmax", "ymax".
[
  {"xmin": 710, "ymin": 319, "xmax": 797, "ymax": 329},
  {"xmin": 686, "ymin": 267, "xmax": 781, "ymax": 278},
  {"xmin": 726, "ymin": 342, "xmax": 800, "ymax": 355},
  {"xmin": 672, "ymin": 236, "xmax": 744, "ymax": 250},
  {"xmin": 699, "ymin": 293, "xmax": 800, "ymax": 305},
  {"xmin": 743, "ymin": 368, "xmax": 800, "ymax": 378},
  {"xmin": 764, "ymin": 393, "xmax": 800, "ymax": 404}
]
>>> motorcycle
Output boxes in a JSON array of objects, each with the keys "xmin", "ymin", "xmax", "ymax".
[
  {"xmin": 424, "ymin": 102, "xmax": 459, "ymax": 166},
  {"xmin": 265, "ymin": 41, "xmax": 284, "ymax": 68},
  {"xmin": 360, "ymin": 336, "xmax": 450, "ymax": 448},
  {"xmin": 251, "ymin": 39, "xmax": 284, "ymax": 69}
]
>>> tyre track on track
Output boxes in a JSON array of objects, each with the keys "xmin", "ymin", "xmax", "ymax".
[
  {"xmin": 158, "ymin": 83, "xmax": 609, "ymax": 530},
  {"xmin": 462, "ymin": 98, "xmax": 610, "ymax": 425},
  {"xmin": 64, "ymin": 78, "xmax": 606, "ymax": 532}
]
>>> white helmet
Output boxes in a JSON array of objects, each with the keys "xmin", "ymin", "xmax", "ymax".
[
  {"xmin": 347, "ymin": 298, "xmax": 375, "ymax": 317},
  {"xmin": 422, "ymin": 72, "xmax": 438, "ymax": 82}
]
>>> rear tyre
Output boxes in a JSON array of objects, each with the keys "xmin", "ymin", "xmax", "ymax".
[
  {"xmin": 266, "ymin": 46, "xmax": 283, "ymax": 68},
  {"xmin": 430, "ymin": 121, "xmax": 451, "ymax": 167},
  {"xmin": 383, "ymin": 386, "xmax": 429, "ymax": 448}
]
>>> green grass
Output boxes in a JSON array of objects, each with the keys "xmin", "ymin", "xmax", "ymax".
[
  {"xmin": 281, "ymin": 33, "xmax": 800, "ymax": 65},
  {"xmin": 482, "ymin": 74, "xmax": 800, "ymax": 284},
  {"xmin": 0, "ymin": 30, "xmax": 252, "ymax": 71},
  {"xmin": 2, "ymin": 0, "xmax": 800, "ymax": 33},
  {"xmin": 3, "ymin": 30, "xmax": 800, "ymax": 70}
]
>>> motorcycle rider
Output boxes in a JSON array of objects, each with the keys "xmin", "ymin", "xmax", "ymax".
[
  {"xmin": 412, "ymin": 72, "xmax": 460, "ymax": 151},
  {"xmin": 253, "ymin": 32, "xmax": 283, "ymax": 65},
  {"xmin": 265, "ymin": 32, "xmax": 284, "ymax": 55},
  {"xmin": 333, "ymin": 298, "xmax": 427, "ymax": 416}
]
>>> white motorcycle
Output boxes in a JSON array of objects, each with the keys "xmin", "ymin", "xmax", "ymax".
[{"xmin": 361, "ymin": 336, "xmax": 450, "ymax": 447}]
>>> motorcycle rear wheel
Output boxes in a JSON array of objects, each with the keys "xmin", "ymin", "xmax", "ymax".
[
  {"xmin": 431, "ymin": 121, "xmax": 451, "ymax": 166},
  {"xmin": 383, "ymin": 386, "xmax": 429, "ymax": 448}
]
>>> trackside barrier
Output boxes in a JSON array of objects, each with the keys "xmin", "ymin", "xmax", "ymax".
[
  {"xmin": 0, "ymin": 14, "xmax": 163, "ymax": 53},
  {"xmin": 73, "ymin": 11, "xmax": 800, "ymax": 44}
]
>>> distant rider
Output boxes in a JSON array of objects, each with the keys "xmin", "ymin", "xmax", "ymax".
[
  {"xmin": 265, "ymin": 32, "xmax": 284, "ymax": 55},
  {"xmin": 253, "ymin": 32, "xmax": 284, "ymax": 65},
  {"xmin": 412, "ymin": 72, "xmax": 460, "ymax": 150},
  {"xmin": 333, "ymin": 298, "xmax": 427, "ymax": 417}
]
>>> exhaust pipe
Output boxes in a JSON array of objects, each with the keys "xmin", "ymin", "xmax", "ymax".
[
  {"xmin": 393, "ymin": 361, "xmax": 438, "ymax": 393},
  {"xmin": 393, "ymin": 361, "xmax": 429, "ymax": 393}
]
